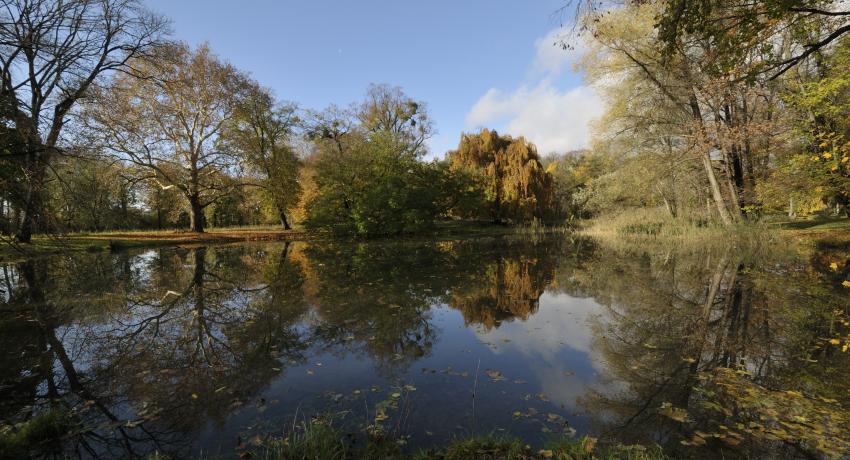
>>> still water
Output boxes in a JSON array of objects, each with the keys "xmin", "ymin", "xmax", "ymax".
[{"xmin": 1, "ymin": 235, "xmax": 849, "ymax": 458}]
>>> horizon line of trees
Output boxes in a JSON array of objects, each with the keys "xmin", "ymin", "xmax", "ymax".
[{"xmin": 0, "ymin": 0, "xmax": 557, "ymax": 242}]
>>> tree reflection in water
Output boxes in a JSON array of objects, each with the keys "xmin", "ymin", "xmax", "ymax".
[
  {"xmin": 567, "ymin": 241, "xmax": 850, "ymax": 458},
  {"xmin": 0, "ymin": 236, "xmax": 848, "ymax": 458}
]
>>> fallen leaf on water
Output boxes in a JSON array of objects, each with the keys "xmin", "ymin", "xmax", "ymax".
[
  {"xmin": 659, "ymin": 402, "xmax": 688, "ymax": 422},
  {"xmin": 485, "ymin": 369, "xmax": 505, "ymax": 381},
  {"xmin": 513, "ymin": 379, "xmax": 526, "ymax": 384},
  {"xmin": 306, "ymin": 370, "xmax": 314, "ymax": 375}
]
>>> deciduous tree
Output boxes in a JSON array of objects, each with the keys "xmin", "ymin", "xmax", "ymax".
[{"xmin": 82, "ymin": 43, "xmax": 250, "ymax": 233}]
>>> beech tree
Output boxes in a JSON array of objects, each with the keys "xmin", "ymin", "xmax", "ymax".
[
  {"xmin": 447, "ymin": 129, "xmax": 553, "ymax": 223},
  {"xmin": 0, "ymin": 0, "xmax": 168, "ymax": 242},
  {"xmin": 83, "ymin": 43, "xmax": 250, "ymax": 233}
]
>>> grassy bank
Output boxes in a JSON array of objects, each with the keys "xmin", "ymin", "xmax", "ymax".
[{"xmin": 579, "ymin": 208, "xmax": 850, "ymax": 250}]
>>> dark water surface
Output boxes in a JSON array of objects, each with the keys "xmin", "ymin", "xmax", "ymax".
[{"xmin": 1, "ymin": 234, "xmax": 849, "ymax": 458}]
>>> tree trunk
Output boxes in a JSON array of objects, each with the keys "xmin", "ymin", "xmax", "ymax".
[
  {"xmin": 701, "ymin": 151, "xmax": 733, "ymax": 225},
  {"xmin": 189, "ymin": 195, "xmax": 205, "ymax": 233},
  {"xmin": 279, "ymin": 210, "xmax": 292, "ymax": 230},
  {"xmin": 16, "ymin": 189, "xmax": 39, "ymax": 243},
  {"xmin": 689, "ymin": 93, "xmax": 733, "ymax": 226}
]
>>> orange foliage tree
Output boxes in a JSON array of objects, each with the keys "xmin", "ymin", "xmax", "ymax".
[{"xmin": 446, "ymin": 129, "xmax": 553, "ymax": 223}]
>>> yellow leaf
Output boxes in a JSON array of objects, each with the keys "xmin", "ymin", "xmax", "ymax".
[
  {"xmin": 829, "ymin": 339, "xmax": 840, "ymax": 345},
  {"xmin": 538, "ymin": 449, "xmax": 554, "ymax": 458},
  {"xmin": 842, "ymin": 280, "xmax": 850, "ymax": 288},
  {"xmin": 823, "ymin": 152, "xmax": 833, "ymax": 159}
]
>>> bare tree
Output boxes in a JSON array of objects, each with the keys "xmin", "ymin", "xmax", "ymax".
[
  {"xmin": 0, "ymin": 0, "xmax": 169, "ymax": 242},
  {"xmin": 82, "ymin": 43, "xmax": 250, "ymax": 233}
]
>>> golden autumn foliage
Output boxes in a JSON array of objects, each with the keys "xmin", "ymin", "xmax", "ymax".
[{"xmin": 447, "ymin": 129, "xmax": 553, "ymax": 223}]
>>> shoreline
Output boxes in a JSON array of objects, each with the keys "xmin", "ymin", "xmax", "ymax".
[
  {"xmin": 3, "ymin": 216, "xmax": 848, "ymax": 261},
  {"xmin": 0, "ymin": 221, "xmax": 550, "ymax": 260}
]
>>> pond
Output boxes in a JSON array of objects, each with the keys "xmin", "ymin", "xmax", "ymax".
[{"xmin": 1, "ymin": 234, "xmax": 849, "ymax": 458}]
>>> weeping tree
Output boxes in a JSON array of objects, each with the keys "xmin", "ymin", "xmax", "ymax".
[
  {"xmin": 447, "ymin": 129, "xmax": 553, "ymax": 223},
  {"xmin": 0, "ymin": 0, "xmax": 168, "ymax": 242},
  {"xmin": 221, "ymin": 85, "xmax": 302, "ymax": 229},
  {"xmin": 82, "ymin": 43, "xmax": 251, "ymax": 233}
]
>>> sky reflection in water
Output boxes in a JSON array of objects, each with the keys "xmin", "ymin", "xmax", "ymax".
[{"xmin": 2, "ymin": 235, "xmax": 849, "ymax": 458}]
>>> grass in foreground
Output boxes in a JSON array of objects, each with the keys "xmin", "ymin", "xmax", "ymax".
[{"xmin": 227, "ymin": 419, "xmax": 664, "ymax": 460}]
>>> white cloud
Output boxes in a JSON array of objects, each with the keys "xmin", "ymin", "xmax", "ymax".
[
  {"xmin": 464, "ymin": 28, "xmax": 602, "ymax": 155},
  {"xmin": 465, "ymin": 80, "xmax": 602, "ymax": 155}
]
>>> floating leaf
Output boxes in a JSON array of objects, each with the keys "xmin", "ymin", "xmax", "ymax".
[
  {"xmin": 658, "ymin": 402, "xmax": 688, "ymax": 422},
  {"xmin": 485, "ymin": 369, "xmax": 505, "ymax": 381}
]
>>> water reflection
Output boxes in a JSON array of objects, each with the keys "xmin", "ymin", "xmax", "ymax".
[{"xmin": 0, "ymin": 236, "xmax": 848, "ymax": 458}]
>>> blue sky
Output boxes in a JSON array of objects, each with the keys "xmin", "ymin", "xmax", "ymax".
[{"xmin": 144, "ymin": 0, "xmax": 601, "ymax": 158}]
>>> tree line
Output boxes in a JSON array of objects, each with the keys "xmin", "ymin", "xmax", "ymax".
[
  {"xmin": 0, "ymin": 0, "xmax": 556, "ymax": 242},
  {"xmin": 548, "ymin": 0, "xmax": 850, "ymax": 223}
]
